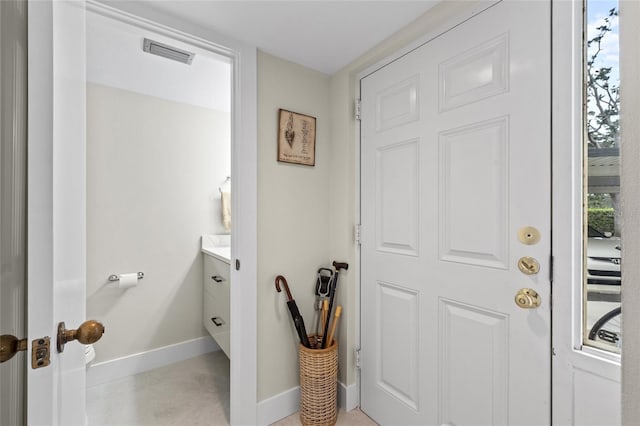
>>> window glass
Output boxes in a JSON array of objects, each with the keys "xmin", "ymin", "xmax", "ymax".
[{"xmin": 584, "ymin": 0, "xmax": 621, "ymax": 352}]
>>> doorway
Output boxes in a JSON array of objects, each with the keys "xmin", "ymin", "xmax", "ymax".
[
  {"xmin": 23, "ymin": 1, "xmax": 257, "ymax": 423},
  {"xmin": 83, "ymin": 7, "xmax": 232, "ymax": 424},
  {"xmin": 358, "ymin": 1, "xmax": 551, "ymax": 423}
]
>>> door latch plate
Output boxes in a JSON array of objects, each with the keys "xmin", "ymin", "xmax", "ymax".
[{"xmin": 32, "ymin": 337, "xmax": 51, "ymax": 369}]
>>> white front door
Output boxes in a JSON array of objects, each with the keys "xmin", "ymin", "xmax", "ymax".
[
  {"xmin": 360, "ymin": 1, "xmax": 551, "ymax": 424},
  {"xmin": 27, "ymin": 1, "xmax": 87, "ymax": 424}
]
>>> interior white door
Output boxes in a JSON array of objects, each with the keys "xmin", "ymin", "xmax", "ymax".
[
  {"xmin": 360, "ymin": 1, "xmax": 551, "ymax": 424},
  {"xmin": 27, "ymin": 1, "xmax": 87, "ymax": 424}
]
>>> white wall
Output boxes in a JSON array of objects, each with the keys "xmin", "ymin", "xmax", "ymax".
[
  {"xmin": 257, "ymin": 51, "xmax": 331, "ymax": 401},
  {"xmin": 86, "ymin": 83, "xmax": 230, "ymax": 363},
  {"xmin": 621, "ymin": 0, "xmax": 640, "ymax": 422}
]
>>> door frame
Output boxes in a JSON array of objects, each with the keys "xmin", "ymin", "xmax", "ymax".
[
  {"xmin": 85, "ymin": 3, "xmax": 258, "ymax": 424},
  {"xmin": 354, "ymin": 0, "xmax": 593, "ymax": 420},
  {"xmin": 30, "ymin": 1, "xmax": 258, "ymax": 423},
  {"xmin": 552, "ymin": 0, "xmax": 622, "ymax": 423}
]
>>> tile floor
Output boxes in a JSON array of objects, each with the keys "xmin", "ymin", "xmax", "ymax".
[
  {"xmin": 87, "ymin": 352, "xmax": 230, "ymax": 426},
  {"xmin": 86, "ymin": 351, "xmax": 377, "ymax": 426},
  {"xmin": 272, "ymin": 409, "xmax": 377, "ymax": 426}
]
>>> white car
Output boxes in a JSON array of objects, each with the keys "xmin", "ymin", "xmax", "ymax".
[{"xmin": 587, "ymin": 226, "xmax": 621, "ymax": 285}]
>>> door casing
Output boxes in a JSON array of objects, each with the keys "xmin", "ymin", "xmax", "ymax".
[
  {"xmin": 353, "ymin": 0, "xmax": 621, "ymax": 423},
  {"xmin": 26, "ymin": 1, "xmax": 258, "ymax": 424}
]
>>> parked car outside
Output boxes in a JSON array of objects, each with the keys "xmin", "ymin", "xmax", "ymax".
[{"xmin": 587, "ymin": 225, "xmax": 621, "ymax": 285}]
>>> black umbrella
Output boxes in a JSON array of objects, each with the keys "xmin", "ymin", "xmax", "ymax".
[{"xmin": 275, "ymin": 275, "xmax": 311, "ymax": 348}]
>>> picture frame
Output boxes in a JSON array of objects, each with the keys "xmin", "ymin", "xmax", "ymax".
[{"xmin": 277, "ymin": 109, "xmax": 316, "ymax": 166}]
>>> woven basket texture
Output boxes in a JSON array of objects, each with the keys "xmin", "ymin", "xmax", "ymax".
[{"xmin": 299, "ymin": 336, "xmax": 338, "ymax": 426}]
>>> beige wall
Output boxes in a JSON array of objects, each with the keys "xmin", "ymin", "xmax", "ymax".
[
  {"xmin": 256, "ymin": 52, "xmax": 331, "ymax": 400},
  {"xmin": 255, "ymin": 1, "xmax": 492, "ymax": 402},
  {"xmin": 87, "ymin": 83, "xmax": 230, "ymax": 363}
]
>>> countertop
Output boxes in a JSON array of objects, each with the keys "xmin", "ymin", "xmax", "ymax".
[{"xmin": 201, "ymin": 234, "xmax": 231, "ymax": 264}]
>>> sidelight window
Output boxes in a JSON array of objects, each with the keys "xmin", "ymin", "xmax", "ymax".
[{"xmin": 583, "ymin": 0, "xmax": 621, "ymax": 353}]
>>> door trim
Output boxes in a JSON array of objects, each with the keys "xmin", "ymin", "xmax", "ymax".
[
  {"xmin": 551, "ymin": 0, "xmax": 622, "ymax": 423},
  {"xmin": 354, "ymin": 0, "xmax": 565, "ymax": 418},
  {"xmin": 85, "ymin": 2, "xmax": 258, "ymax": 424}
]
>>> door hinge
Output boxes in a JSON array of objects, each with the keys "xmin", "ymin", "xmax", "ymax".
[
  {"xmin": 355, "ymin": 98, "xmax": 361, "ymax": 121},
  {"xmin": 354, "ymin": 224, "xmax": 361, "ymax": 246},
  {"xmin": 549, "ymin": 255, "xmax": 554, "ymax": 283},
  {"xmin": 355, "ymin": 347, "xmax": 361, "ymax": 369}
]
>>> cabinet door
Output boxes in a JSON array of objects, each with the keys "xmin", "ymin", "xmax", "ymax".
[{"xmin": 203, "ymin": 255, "xmax": 230, "ymax": 357}]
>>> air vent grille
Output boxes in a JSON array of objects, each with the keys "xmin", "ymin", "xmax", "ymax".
[{"xmin": 143, "ymin": 38, "xmax": 195, "ymax": 65}]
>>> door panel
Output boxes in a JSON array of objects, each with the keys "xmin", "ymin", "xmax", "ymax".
[
  {"xmin": 377, "ymin": 281, "xmax": 419, "ymax": 409},
  {"xmin": 438, "ymin": 34, "xmax": 509, "ymax": 112},
  {"xmin": 360, "ymin": 1, "xmax": 551, "ymax": 424},
  {"xmin": 438, "ymin": 299, "xmax": 508, "ymax": 425},
  {"xmin": 439, "ymin": 118, "xmax": 509, "ymax": 268},
  {"xmin": 376, "ymin": 140, "xmax": 420, "ymax": 255}
]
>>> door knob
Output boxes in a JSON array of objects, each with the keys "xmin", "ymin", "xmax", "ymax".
[
  {"xmin": 514, "ymin": 288, "xmax": 541, "ymax": 309},
  {"xmin": 57, "ymin": 320, "xmax": 105, "ymax": 353},
  {"xmin": 0, "ymin": 334, "xmax": 27, "ymax": 363}
]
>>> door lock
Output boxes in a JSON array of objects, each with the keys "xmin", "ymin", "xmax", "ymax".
[
  {"xmin": 518, "ymin": 226, "xmax": 541, "ymax": 245},
  {"xmin": 515, "ymin": 288, "xmax": 541, "ymax": 309},
  {"xmin": 1, "ymin": 334, "xmax": 51, "ymax": 369},
  {"xmin": 32, "ymin": 337, "xmax": 51, "ymax": 369},
  {"xmin": 517, "ymin": 256, "xmax": 540, "ymax": 275}
]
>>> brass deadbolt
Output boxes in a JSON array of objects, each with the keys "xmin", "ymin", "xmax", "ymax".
[
  {"xmin": 515, "ymin": 288, "xmax": 541, "ymax": 309},
  {"xmin": 518, "ymin": 227, "xmax": 541, "ymax": 245},
  {"xmin": 57, "ymin": 320, "xmax": 105, "ymax": 353},
  {"xmin": 517, "ymin": 257, "xmax": 540, "ymax": 275}
]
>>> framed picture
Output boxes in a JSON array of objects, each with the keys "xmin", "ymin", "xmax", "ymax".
[{"xmin": 277, "ymin": 109, "xmax": 316, "ymax": 166}]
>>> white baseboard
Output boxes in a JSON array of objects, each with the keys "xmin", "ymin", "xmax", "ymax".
[
  {"xmin": 257, "ymin": 386, "xmax": 300, "ymax": 425},
  {"xmin": 86, "ymin": 336, "xmax": 219, "ymax": 388},
  {"xmin": 257, "ymin": 381, "xmax": 359, "ymax": 425},
  {"xmin": 338, "ymin": 381, "xmax": 358, "ymax": 411}
]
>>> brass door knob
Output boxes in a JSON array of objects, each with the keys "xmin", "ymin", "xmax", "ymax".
[
  {"xmin": 57, "ymin": 320, "xmax": 105, "ymax": 353},
  {"xmin": 0, "ymin": 334, "xmax": 27, "ymax": 363},
  {"xmin": 514, "ymin": 288, "xmax": 541, "ymax": 309}
]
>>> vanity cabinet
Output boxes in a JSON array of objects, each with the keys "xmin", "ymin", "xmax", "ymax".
[{"xmin": 203, "ymin": 253, "xmax": 230, "ymax": 358}]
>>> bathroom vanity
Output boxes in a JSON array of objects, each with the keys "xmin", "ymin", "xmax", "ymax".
[{"xmin": 201, "ymin": 235, "xmax": 231, "ymax": 358}]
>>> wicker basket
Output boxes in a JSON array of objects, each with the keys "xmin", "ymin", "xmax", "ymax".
[{"xmin": 299, "ymin": 336, "xmax": 338, "ymax": 426}]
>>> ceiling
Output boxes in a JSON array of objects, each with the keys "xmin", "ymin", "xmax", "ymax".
[
  {"xmin": 88, "ymin": 1, "xmax": 438, "ymax": 110},
  {"xmin": 87, "ymin": 11, "xmax": 232, "ymax": 111},
  {"xmin": 120, "ymin": 1, "xmax": 439, "ymax": 75}
]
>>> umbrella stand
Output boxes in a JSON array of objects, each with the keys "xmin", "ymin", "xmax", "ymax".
[{"xmin": 275, "ymin": 275, "xmax": 311, "ymax": 348}]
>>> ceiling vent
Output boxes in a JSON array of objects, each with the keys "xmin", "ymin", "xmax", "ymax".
[{"xmin": 143, "ymin": 38, "xmax": 195, "ymax": 65}]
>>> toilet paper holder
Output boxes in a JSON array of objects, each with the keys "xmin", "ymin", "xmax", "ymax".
[{"xmin": 108, "ymin": 272, "xmax": 145, "ymax": 282}]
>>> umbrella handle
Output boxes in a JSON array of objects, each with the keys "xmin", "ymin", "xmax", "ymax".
[
  {"xmin": 332, "ymin": 261, "xmax": 349, "ymax": 271},
  {"xmin": 274, "ymin": 275, "xmax": 293, "ymax": 301}
]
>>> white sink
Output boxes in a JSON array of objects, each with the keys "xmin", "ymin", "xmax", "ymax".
[{"xmin": 201, "ymin": 234, "xmax": 231, "ymax": 264}]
